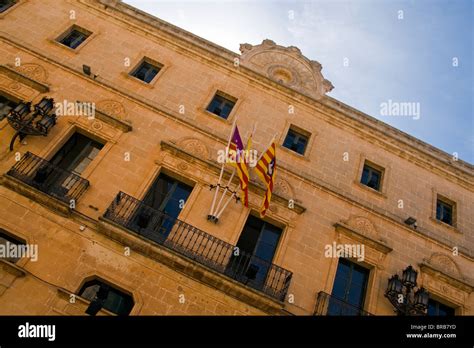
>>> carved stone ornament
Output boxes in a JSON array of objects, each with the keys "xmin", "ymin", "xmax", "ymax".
[
  {"xmin": 15, "ymin": 63, "xmax": 48, "ymax": 83},
  {"xmin": 176, "ymin": 137, "xmax": 210, "ymax": 160},
  {"xmin": 96, "ymin": 100, "xmax": 126, "ymax": 120},
  {"xmin": 344, "ymin": 216, "xmax": 379, "ymax": 240},
  {"xmin": 239, "ymin": 39, "xmax": 334, "ymax": 100},
  {"xmin": 425, "ymin": 253, "xmax": 463, "ymax": 279},
  {"xmin": 273, "ymin": 178, "xmax": 294, "ymax": 198}
]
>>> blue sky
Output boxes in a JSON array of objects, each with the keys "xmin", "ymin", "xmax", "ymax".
[{"xmin": 125, "ymin": 0, "xmax": 473, "ymax": 164}]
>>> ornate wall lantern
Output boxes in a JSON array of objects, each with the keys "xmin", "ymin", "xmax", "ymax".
[
  {"xmin": 7, "ymin": 97, "xmax": 57, "ymax": 151},
  {"xmin": 385, "ymin": 265, "xmax": 429, "ymax": 316}
]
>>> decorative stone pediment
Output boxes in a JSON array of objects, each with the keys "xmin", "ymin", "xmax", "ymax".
[
  {"xmin": 424, "ymin": 253, "xmax": 463, "ymax": 279},
  {"xmin": 334, "ymin": 216, "xmax": 392, "ymax": 269},
  {"xmin": 175, "ymin": 137, "xmax": 210, "ymax": 160},
  {"xmin": 15, "ymin": 63, "xmax": 48, "ymax": 83},
  {"xmin": 239, "ymin": 39, "xmax": 334, "ymax": 100},
  {"xmin": 419, "ymin": 253, "xmax": 473, "ymax": 311},
  {"xmin": 344, "ymin": 216, "xmax": 379, "ymax": 240},
  {"xmin": 96, "ymin": 100, "xmax": 126, "ymax": 120}
]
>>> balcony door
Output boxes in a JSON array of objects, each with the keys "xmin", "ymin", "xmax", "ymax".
[
  {"xmin": 32, "ymin": 132, "xmax": 103, "ymax": 199},
  {"xmin": 329, "ymin": 258, "xmax": 369, "ymax": 315},
  {"xmin": 50, "ymin": 132, "xmax": 104, "ymax": 176},
  {"xmin": 129, "ymin": 173, "xmax": 193, "ymax": 242},
  {"xmin": 227, "ymin": 215, "xmax": 282, "ymax": 289}
]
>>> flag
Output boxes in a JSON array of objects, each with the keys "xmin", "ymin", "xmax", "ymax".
[
  {"xmin": 227, "ymin": 126, "xmax": 250, "ymax": 207},
  {"xmin": 255, "ymin": 141, "xmax": 276, "ymax": 217}
]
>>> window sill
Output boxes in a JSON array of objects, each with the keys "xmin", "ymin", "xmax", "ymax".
[
  {"xmin": 429, "ymin": 216, "xmax": 461, "ymax": 234},
  {"xmin": 278, "ymin": 144, "xmax": 310, "ymax": 161},
  {"xmin": 0, "ymin": 1, "xmax": 20, "ymax": 19},
  {"xmin": 47, "ymin": 38, "xmax": 86, "ymax": 55},
  {"xmin": 53, "ymin": 288, "xmax": 115, "ymax": 316},
  {"xmin": 203, "ymin": 109, "xmax": 232, "ymax": 124},
  {"xmin": 353, "ymin": 180, "xmax": 387, "ymax": 198},
  {"xmin": 121, "ymin": 72, "xmax": 158, "ymax": 89}
]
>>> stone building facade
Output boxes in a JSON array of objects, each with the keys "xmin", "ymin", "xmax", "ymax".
[{"xmin": 0, "ymin": 0, "xmax": 472, "ymax": 316}]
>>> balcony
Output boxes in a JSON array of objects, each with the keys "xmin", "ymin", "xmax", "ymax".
[
  {"xmin": 6, "ymin": 151, "xmax": 90, "ymax": 204},
  {"xmin": 314, "ymin": 291, "xmax": 373, "ymax": 316},
  {"xmin": 104, "ymin": 191, "xmax": 293, "ymax": 302}
]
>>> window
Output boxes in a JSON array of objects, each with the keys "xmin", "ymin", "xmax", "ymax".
[
  {"xmin": 329, "ymin": 258, "xmax": 369, "ymax": 315},
  {"xmin": 427, "ymin": 299, "xmax": 455, "ymax": 316},
  {"xmin": 0, "ymin": 0, "xmax": 16, "ymax": 13},
  {"xmin": 32, "ymin": 132, "xmax": 104, "ymax": 196},
  {"xmin": 130, "ymin": 60, "xmax": 161, "ymax": 83},
  {"xmin": 206, "ymin": 92, "xmax": 236, "ymax": 119},
  {"xmin": 0, "ymin": 229, "xmax": 25, "ymax": 264},
  {"xmin": 360, "ymin": 162, "xmax": 383, "ymax": 191},
  {"xmin": 57, "ymin": 26, "xmax": 91, "ymax": 49},
  {"xmin": 0, "ymin": 94, "xmax": 18, "ymax": 121},
  {"xmin": 283, "ymin": 127, "xmax": 309, "ymax": 155},
  {"xmin": 79, "ymin": 279, "xmax": 134, "ymax": 316},
  {"xmin": 226, "ymin": 215, "xmax": 282, "ymax": 286},
  {"xmin": 50, "ymin": 132, "xmax": 104, "ymax": 176},
  {"xmin": 436, "ymin": 196, "xmax": 455, "ymax": 226},
  {"xmin": 129, "ymin": 173, "xmax": 193, "ymax": 241}
]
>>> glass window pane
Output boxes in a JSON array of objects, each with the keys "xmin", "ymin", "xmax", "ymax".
[{"xmin": 283, "ymin": 129, "xmax": 308, "ymax": 155}]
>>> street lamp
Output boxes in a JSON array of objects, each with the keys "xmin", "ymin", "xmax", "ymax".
[
  {"xmin": 7, "ymin": 97, "xmax": 57, "ymax": 151},
  {"xmin": 385, "ymin": 265, "xmax": 429, "ymax": 316}
]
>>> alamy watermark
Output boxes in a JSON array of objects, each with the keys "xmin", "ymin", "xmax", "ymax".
[
  {"xmin": 18, "ymin": 322, "xmax": 55, "ymax": 341},
  {"xmin": 324, "ymin": 242, "xmax": 365, "ymax": 262},
  {"xmin": 0, "ymin": 242, "xmax": 38, "ymax": 262},
  {"xmin": 217, "ymin": 147, "xmax": 258, "ymax": 167},
  {"xmin": 55, "ymin": 99, "xmax": 95, "ymax": 119},
  {"xmin": 380, "ymin": 99, "xmax": 420, "ymax": 120}
]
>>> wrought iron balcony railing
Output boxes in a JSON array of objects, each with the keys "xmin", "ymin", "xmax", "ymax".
[
  {"xmin": 314, "ymin": 291, "xmax": 373, "ymax": 316},
  {"xmin": 6, "ymin": 151, "xmax": 90, "ymax": 204},
  {"xmin": 104, "ymin": 191, "xmax": 293, "ymax": 301}
]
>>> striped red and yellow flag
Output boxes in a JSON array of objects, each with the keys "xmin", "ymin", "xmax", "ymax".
[
  {"xmin": 227, "ymin": 126, "xmax": 250, "ymax": 207},
  {"xmin": 255, "ymin": 141, "xmax": 276, "ymax": 217}
]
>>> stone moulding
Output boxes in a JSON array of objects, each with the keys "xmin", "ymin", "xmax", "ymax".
[
  {"xmin": 420, "ymin": 253, "xmax": 473, "ymax": 294},
  {"xmin": 94, "ymin": 108, "xmax": 132, "ymax": 133},
  {"xmin": 334, "ymin": 222, "xmax": 393, "ymax": 255},
  {"xmin": 97, "ymin": 216, "xmax": 287, "ymax": 315},
  {"xmin": 0, "ymin": 259, "xmax": 26, "ymax": 297},
  {"xmin": 51, "ymin": 288, "xmax": 114, "ymax": 316},
  {"xmin": 239, "ymin": 39, "xmax": 334, "ymax": 100},
  {"xmin": 0, "ymin": 64, "xmax": 49, "ymax": 93},
  {"xmin": 0, "ymin": 174, "xmax": 71, "ymax": 217}
]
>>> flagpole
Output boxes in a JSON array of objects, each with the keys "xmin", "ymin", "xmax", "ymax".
[
  {"xmin": 215, "ymin": 123, "xmax": 258, "ymax": 220},
  {"xmin": 257, "ymin": 132, "xmax": 278, "ymax": 162},
  {"xmin": 213, "ymin": 168, "xmax": 235, "ymax": 216},
  {"xmin": 213, "ymin": 123, "xmax": 257, "ymax": 215},
  {"xmin": 209, "ymin": 117, "xmax": 237, "ymax": 219},
  {"xmin": 215, "ymin": 191, "xmax": 236, "ymax": 219}
]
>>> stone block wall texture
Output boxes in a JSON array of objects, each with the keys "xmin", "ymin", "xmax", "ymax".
[{"xmin": 0, "ymin": 0, "xmax": 472, "ymax": 315}]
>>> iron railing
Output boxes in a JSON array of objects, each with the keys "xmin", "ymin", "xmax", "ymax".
[
  {"xmin": 314, "ymin": 291, "xmax": 372, "ymax": 316},
  {"xmin": 104, "ymin": 191, "xmax": 293, "ymax": 301},
  {"xmin": 7, "ymin": 151, "xmax": 90, "ymax": 204}
]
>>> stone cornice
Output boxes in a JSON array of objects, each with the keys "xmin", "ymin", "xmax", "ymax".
[
  {"xmin": 334, "ymin": 222, "xmax": 393, "ymax": 255},
  {"xmin": 0, "ymin": 174, "xmax": 72, "ymax": 217},
  {"xmin": 0, "ymin": 64, "xmax": 49, "ymax": 93},
  {"xmin": 98, "ymin": 217, "xmax": 287, "ymax": 315},
  {"xmin": 94, "ymin": 108, "xmax": 132, "ymax": 133},
  {"xmin": 88, "ymin": 0, "xmax": 473, "ymax": 183},
  {"xmin": 419, "ymin": 262, "xmax": 474, "ymax": 293}
]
